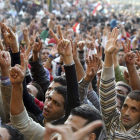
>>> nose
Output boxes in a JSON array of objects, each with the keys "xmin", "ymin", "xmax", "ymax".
[
  {"xmin": 47, "ymin": 100, "xmax": 53, "ymax": 108},
  {"xmin": 124, "ymin": 109, "xmax": 130, "ymax": 116}
]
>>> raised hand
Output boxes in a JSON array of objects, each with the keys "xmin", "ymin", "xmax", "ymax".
[
  {"xmin": 44, "ymin": 121, "xmax": 102, "ymax": 140},
  {"xmin": 32, "ymin": 38, "xmax": 42, "ymax": 54},
  {"xmin": 0, "ymin": 51, "xmax": 11, "ymax": 68},
  {"xmin": 122, "ymin": 38, "xmax": 131, "ymax": 53},
  {"xmin": 125, "ymin": 51, "xmax": 135, "ymax": 65},
  {"xmin": 10, "ymin": 23, "xmax": 17, "ymax": 33},
  {"xmin": 96, "ymin": 46, "xmax": 103, "ymax": 59},
  {"xmin": 2, "ymin": 23, "xmax": 18, "ymax": 53},
  {"xmin": 71, "ymin": 40, "xmax": 78, "ymax": 61},
  {"xmin": 123, "ymin": 70, "xmax": 130, "ymax": 85},
  {"xmin": 135, "ymin": 50, "xmax": 140, "ymax": 68},
  {"xmin": 23, "ymin": 25, "xmax": 29, "ymax": 37},
  {"xmin": 85, "ymin": 54, "xmax": 101, "ymax": 81},
  {"xmin": 30, "ymin": 30, "xmax": 38, "ymax": 46},
  {"xmin": 105, "ymin": 27, "xmax": 118, "ymax": 54},
  {"xmin": 49, "ymin": 25, "xmax": 73, "ymax": 64},
  {"xmin": 9, "ymin": 54, "xmax": 26, "ymax": 85},
  {"xmin": 77, "ymin": 41, "xmax": 85, "ymax": 51}
]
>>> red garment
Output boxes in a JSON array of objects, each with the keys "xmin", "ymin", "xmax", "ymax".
[
  {"xmin": 34, "ymin": 98, "xmax": 44, "ymax": 110},
  {"xmin": 122, "ymin": 32, "xmax": 130, "ymax": 40}
]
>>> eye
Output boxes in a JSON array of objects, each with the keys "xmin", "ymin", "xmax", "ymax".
[
  {"xmin": 54, "ymin": 101, "xmax": 59, "ymax": 106},
  {"xmin": 123, "ymin": 104, "xmax": 128, "ymax": 108}
]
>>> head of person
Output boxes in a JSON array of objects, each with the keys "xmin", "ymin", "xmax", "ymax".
[
  {"xmin": 117, "ymin": 94, "xmax": 126, "ymax": 112},
  {"xmin": 41, "ymin": 47, "xmax": 50, "ymax": 61},
  {"xmin": 131, "ymin": 28, "xmax": 137, "ymax": 36},
  {"xmin": 43, "ymin": 86, "xmax": 67, "ymax": 122},
  {"xmin": 121, "ymin": 90, "xmax": 140, "ymax": 131},
  {"xmin": 27, "ymin": 82, "xmax": 45, "ymax": 102},
  {"xmin": 45, "ymin": 76, "xmax": 66, "ymax": 97},
  {"xmin": 117, "ymin": 49, "xmax": 125, "ymax": 66},
  {"xmin": 116, "ymin": 81, "xmax": 131, "ymax": 96},
  {"xmin": 64, "ymin": 105, "xmax": 102, "ymax": 140},
  {"xmin": 0, "ymin": 124, "xmax": 24, "ymax": 140}
]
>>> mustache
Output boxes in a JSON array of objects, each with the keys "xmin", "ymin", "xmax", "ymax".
[{"xmin": 122, "ymin": 115, "xmax": 131, "ymax": 120}]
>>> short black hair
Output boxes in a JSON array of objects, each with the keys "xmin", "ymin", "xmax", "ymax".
[
  {"xmin": 53, "ymin": 76, "xmax": 67, "ymax": 86},
  {"xmin": 117, "ymin": 83, "xmax": 131, "ymax": 95},
  {"xmin": 53, "ymin": 86, "xmax": 67, "ymax": 105},
  {"xmin": 117, "ymin": 94, "xmax": 126, "ymax": 108},
  {"xmin": 31, "ymin": 82, "xmax": 45, "ymax": 102},
  {"xmin": 128, "ymin": 90, "xmax": 140, "ymax": 102},
  {"xmin": 1, "ymin": 124, "xmax": 25, "ymax": 140},
  {"xmin": 71, "ymin": 104, "xmax": 102, "ymax": 140}
]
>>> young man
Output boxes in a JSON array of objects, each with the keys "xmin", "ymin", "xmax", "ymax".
[
  {"xmin": 100, "ymin": 27, "xmax": 140, "ymax": 139},
  {"xmin": 9, "ymin": 26, "xmax": 80, "ymax": 140},
  {"xmin": 52, "ymin": 104, "xmax": 102, "ymax": 140}
]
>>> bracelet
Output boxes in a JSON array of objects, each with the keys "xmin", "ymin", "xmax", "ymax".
[{"xmin": 49, "ymin": 54, "xmax": 55, "ymax": 60}]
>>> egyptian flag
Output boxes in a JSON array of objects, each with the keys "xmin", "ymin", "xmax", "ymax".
[
  {"xmin": 92, "ymin": 3, "xmax": 102, "ymax": 16},
  {"xmin": 73, "ymin": 0, "xmax": 79, "ymax": 6},
  {"xmin": 72, "ymin": 22, "xmax": 80, "ymax": 33}
]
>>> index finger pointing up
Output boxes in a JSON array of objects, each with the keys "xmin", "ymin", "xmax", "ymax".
[
  {"xmin": 58, "ymin": 25, "xmax": 63, "ymax": 40},
  {"xmin": 49, "ymin": 29, "xmax": 59, "ymax": 43}
]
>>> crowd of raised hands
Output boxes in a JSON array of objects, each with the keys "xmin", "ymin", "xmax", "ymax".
[{"xmin": 0, "ymin": 15, "xmax": 140, "ymax": 140}]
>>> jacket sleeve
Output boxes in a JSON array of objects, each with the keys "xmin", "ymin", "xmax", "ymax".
[
  {"xmin": 11, "ymin": 108, "xmax": 45, "ymax": 140},
  {"xmin": 29, "ymin": 57, "xmax": 50, "ymax": 94},
  {"xmin": 1, "ymin": 77, "xmax": 12, "ymax": 123},
  {"xmin": 64, "ymin": 64, "xmax": 80, "ymax": 118},
  {"xmin": 11, "ymin": 52, "xmax": 43, "ymax": 122}
]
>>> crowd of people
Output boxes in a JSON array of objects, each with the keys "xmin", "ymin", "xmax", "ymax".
[{"xmin": 0, "ymin": 0, "xmax": 140, "ymax": 140}]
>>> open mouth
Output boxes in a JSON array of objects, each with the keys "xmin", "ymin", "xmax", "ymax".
[{"xmin": 43, "ymin": 108, "xmax": 50, "ymax": 115}]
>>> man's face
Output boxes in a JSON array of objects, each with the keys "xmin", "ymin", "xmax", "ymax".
[
  {"xmin": 121, "ymin": 97, "xmax": 140, "ymax": 131},
  {"xmin": 41, "ymin": 49, "xmax": 50, "ymax": 61},
  {"xmin": 116, "ymin": 86, "xmax": 128, "ymax": 96},
  {"xmin": 52, "ymin": 115, "xmax": 94, "ymax": 140},
  {"xmin": 118, "ymin": 51, "xmax": 125, "ymax": 66},
  {"xmin": 43, "ymin": 91, "xmax": 65, "ymax": 122},
  {"xmin": 0, "ymin": 127, "xmax": 10, "ymax": 140},
  {"xmin": 45, "ymin": 82, "xmax": 61, "ymax": 97}
]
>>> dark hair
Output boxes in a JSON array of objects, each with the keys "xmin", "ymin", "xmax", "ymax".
[
  {"xmin": 131, "ymin": 28, "xmax": 137, "ymax": 34},
  {"xmin": 71, "ymin": 104, "xmax": 102, "ymax": 140},
  {"xmin": 1, "ymin": 124, "xmax": 25, "ymax": 140},
  {"xmin": 117, "ymin": 83, "xmax": 131, "ymax": 95},
  {"xmin": 31, "ymin": 82, "xmax": 45, "ymax": 102},
  {"xmin": 53, "ymin": 86, "xmax": 67, "ymax": 105},
  {"xmin": 128, "ymin": 90, "xmax": 140, "ymax": 102},
  {"xmin": 53, "ymin": 76, "xmax": 67, "ymax": 86},
  {"xmin": 117, "ymin": 94, "xmax": 126, "ymax": 108}
]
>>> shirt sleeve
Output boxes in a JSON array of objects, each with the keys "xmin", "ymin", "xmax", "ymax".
[
  {"xmin": 11, "ymin": 108, "xmax": 45, "ymax": 140},
  {"xmin": 99, "ymin": 65, "xmax": 119, "ymax": 131}
]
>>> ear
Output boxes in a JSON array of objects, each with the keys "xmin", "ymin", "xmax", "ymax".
[{"xmin": 89, "ymin": 133, "xmax": 96, "ymax": 140}]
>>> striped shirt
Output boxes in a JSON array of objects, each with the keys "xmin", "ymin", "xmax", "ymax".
[{"xmin": 99, "ymin": 65, "xmax": 140, "ymax": 140}]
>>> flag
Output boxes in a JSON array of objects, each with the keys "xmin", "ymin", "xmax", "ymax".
[
  {"xmin": 72, "ymin": 22, "xmax": 80, "ymax": 33},
  {"xmin": 92, "ymin": 3, "xmax": 102, "ymax": 16},
  {"xmin": 73, "ymin": 0, "xmax": 79, "ymax": 6}
]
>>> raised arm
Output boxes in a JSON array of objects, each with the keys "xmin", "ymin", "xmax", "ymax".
[
  {"xmin": 0, "ymin": 51, "xmax": 11, "ymax": 123},
  {"xmin": 122, "ymin": 40, "xmax": 140, "ymax": 90},
  {"xmin": 50, "ymin": 26, "xmax": 80, "ymax": 119},
  {"xmin": 29, "ymin": 39, "xmax": 50, "ymax": 94},
  {"xmin": 73, "ymin": 41, "xmax": 85, "ymax": 82},
  {"xmin": 99, "ymin": 28, "xmax": 119, "ymax": 131}
]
